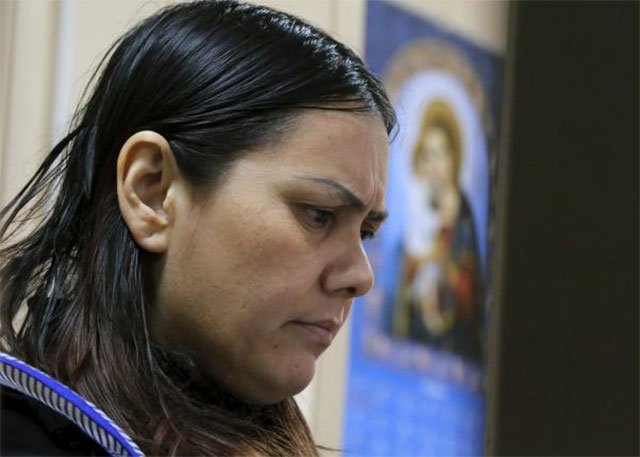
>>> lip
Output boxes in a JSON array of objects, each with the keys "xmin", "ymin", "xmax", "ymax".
[{"xmin": 290, "ymin": 319, "xmax": 340, "ymax": 348}]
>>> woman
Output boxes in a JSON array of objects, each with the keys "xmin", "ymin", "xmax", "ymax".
[
  {"xmin": 395, "ymin": 99, "xmax": 482, "ymax": 362},
  {"xmin": 0, "ymin": 1, "xmax": 396, "ymax": 455}
]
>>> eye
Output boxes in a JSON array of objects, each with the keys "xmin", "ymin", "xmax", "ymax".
[
  {"xmin": 360, "ymin": 229, "xmax": 375, "ymax": 241},
  {"xmin": 360, "ymin": 220, "xmax": 381, "ymax": 241},
  {"xmin": 304, "ymin": 207, "xmax": 334, "ymax": 229}
]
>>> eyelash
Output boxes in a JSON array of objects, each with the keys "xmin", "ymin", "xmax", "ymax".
[
  {"xmin": 303, "ymin": 207, "xmax": 377, "ymax": 240},
  {"xmin": 360, "ymin": 228, "xmax": 376, "ymax": 241},
  {"xmin": 305, "ymin": 208, "xmax": 334, "ymax": 229}
]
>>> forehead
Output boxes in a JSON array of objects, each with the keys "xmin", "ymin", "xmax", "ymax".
[{"xmin": 257, "ymin": 109, "xmax": 389, "ymax": 204}]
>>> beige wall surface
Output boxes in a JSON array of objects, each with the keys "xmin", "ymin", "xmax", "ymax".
[
  {"xmin": 0, "ymin": 0, "xmax": 508, "ymax": 453},
  {"xmin": 1, "ymin": 0, "xmax": 57, "ymax": 207}
]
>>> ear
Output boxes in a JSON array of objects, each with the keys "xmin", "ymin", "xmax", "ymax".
[{"xmin": 116, "ymin": 131, "xmax": 181, "ymax": 253}]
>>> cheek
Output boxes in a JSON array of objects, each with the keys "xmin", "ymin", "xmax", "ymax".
[
  {"xmin": 158, "ymin": 199, "xmax": 329, "ymax": 364},
  {"xmin": 195, "ymin": 206, "xmax": 324, "ymax": 322},
  {"xmin": 239, "ymin": 227, "xmax": 322, "ymax": 316}
]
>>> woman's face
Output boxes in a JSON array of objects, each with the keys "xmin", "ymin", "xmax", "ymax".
[
  {"xmin": 151, "ymin": 110, "xmax": 389, "ymax": 404},
  {"xmin": 415, "ymin": 126, "xmax": 455, "ymax": 188}
]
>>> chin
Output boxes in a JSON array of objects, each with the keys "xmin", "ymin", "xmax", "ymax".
[
  {"xmin": 242, "ymin": 358, "xmax": 317, "ymax": 405},
  {"xmin": 287, "ymin": 353, "xmax": 317, "ymax": 392}
]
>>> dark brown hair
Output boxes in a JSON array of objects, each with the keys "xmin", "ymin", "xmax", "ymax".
[{"xmin": 0, "ymin": 1, "xmax": 395, "ymax": 455}]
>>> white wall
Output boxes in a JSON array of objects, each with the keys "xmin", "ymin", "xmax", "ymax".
[{"xmin": 1, "ymin": 0, "xmax": 57, "ymax": 208}]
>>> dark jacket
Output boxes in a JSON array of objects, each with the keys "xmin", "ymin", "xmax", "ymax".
[
  {"xmin": 0, "ymin": 352, "xmax": 143, "ymax": 457},
  {"xmin": 1, "ymin": 386, "xmax": 108, "ymax": 456}
]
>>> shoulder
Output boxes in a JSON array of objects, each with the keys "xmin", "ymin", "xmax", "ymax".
[
  {"xmin": 1, "ymin": 386, "xmax": 108, "ymax": 456},
  {"xmin": 0, "ymin": 352, "xmax": 142, "ymax": 456}
]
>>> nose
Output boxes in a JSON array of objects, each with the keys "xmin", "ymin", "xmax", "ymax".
[{"xmin": 322, "ymin": 240, "xmax": 374, "ymax": 299}]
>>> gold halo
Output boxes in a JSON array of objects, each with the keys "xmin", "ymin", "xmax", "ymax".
[
  {"xmin": 423, "ymin": 99, "xmax": 462, "ymax": 157},
  {"xmin": 413, "ymin": 99, "xmax": 463, "ymax": 179}
]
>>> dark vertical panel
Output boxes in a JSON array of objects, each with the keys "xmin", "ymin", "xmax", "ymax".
[{"xmin": 492, "ymin": 2, "xmax": 638, "ymax": 455}]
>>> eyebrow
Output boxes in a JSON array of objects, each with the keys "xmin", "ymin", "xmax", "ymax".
[{"xmin": 293, "ymin": 175, "xmax": 388, "ymax": 222}]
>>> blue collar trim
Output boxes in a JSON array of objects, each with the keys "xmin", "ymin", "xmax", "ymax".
[{"xmin": 0, "ymin": 352, "xmax": 144, "ymax": 457}]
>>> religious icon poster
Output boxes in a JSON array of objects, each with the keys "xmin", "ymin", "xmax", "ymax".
[{"xmin": 343, "ymin": 2, "xmax": 504, "ymax": 455}]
